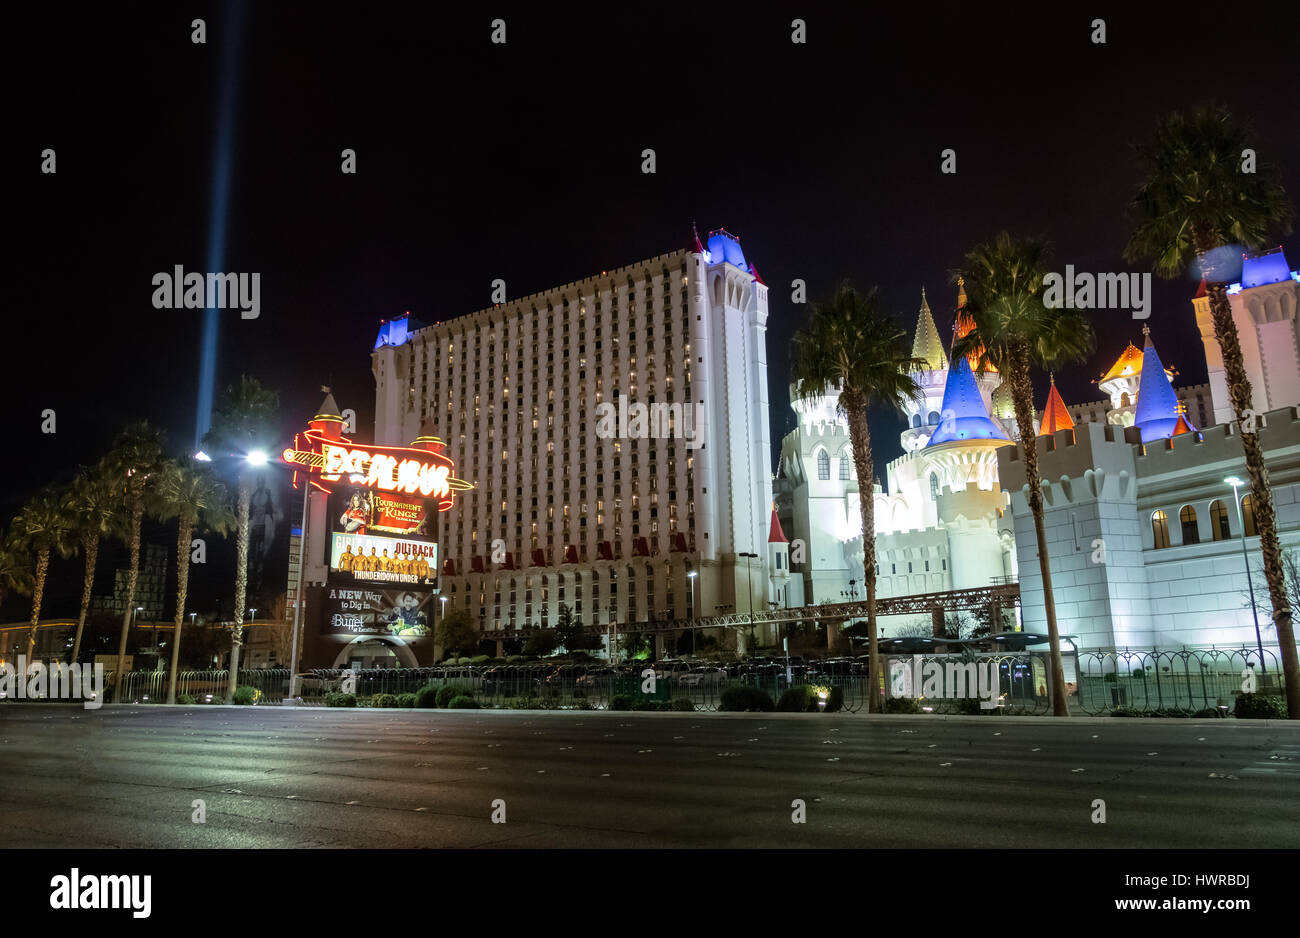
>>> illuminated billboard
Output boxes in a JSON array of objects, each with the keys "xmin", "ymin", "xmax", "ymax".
[
  {"xmin": 329, "ymin": 532, "xmax": 437, "ymax": 587},
  {"xmin": 323, "ymin": 585, "xmax": 432, "ymax": 638},
  {"xmin": 281, "ymin": 414, "xmax": 472, "ymax": 509}
]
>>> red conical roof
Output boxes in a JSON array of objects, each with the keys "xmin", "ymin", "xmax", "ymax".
[{"xmin": 767, "ymin": 506, "xmax": 787, "ymax": 544}]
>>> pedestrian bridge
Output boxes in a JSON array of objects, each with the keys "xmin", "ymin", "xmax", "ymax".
[{"xmin": 480, "ymin": 581, "xmax": 1021, "ymax": 639}]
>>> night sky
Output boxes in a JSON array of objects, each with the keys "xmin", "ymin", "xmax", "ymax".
[{"xmin": 15, "ymin": 2, "xmax": 1299, "ymax": 618}]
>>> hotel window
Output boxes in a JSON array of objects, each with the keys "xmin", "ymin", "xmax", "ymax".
[
  {"xmin": 817, "ymin": 450, "xmax": 830, "ymax": 480},
  {"xmin": 1241, "ymin": 495, "xmax": 1258, "ymax": 537},
  {"xmin": 1151, "ymin": 510, "xmax": 1171, "ymax": 549},
  {"xmin": 1210, "ymin": 500, "xmax": 1231, "ymax": 541},
  {"xmin": 1179, "ymin": 505, "xmax": 1199, "ymax": 544}
]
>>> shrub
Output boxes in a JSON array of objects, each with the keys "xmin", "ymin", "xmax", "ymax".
[
  {"xmin": 720, "ymin": 686, "xmax": 775, "ymax": 712},
  {"xmin": 456, "ymin": 657, "xmax": 472, "ymax": 665},
  {"xmin": 632, "ymin": 699, "xmax": 670, "ymax": 711},
  {"xmin": 671, "ymin": 697, "xmax": 696, "ymax": 712},
  {"xmin": 231, "ymin": 685, "xmax": 259, "ymax": 706},
  {"xmin": 1110, "ymin": 706, "xmax": 1139, "ymax": 717},
  {"xmin": 370, "ymin": 693, "xmax": 399, "ymax": 708},
  {"xmin": 883, "ymin": 696, "xmax": 921, "ymax": 714},
  {"xmin": 177, "ymin": 693, "xmax": 197, "ymax": 705},
  {"xmin": 414, "ymin": 684, "xmax": 440, "ymax": 709},
  {"xmin": 325, "ymin": 692, "xmax": 357, "ymax": 708},
  {"xmin": 825, "ymin": 686, "xmax": 844, "ymax": 713},
  {"xmin": 448, "ymin": 695, "xmax": 480, "ymax": 709},
  {"xmin": 396, "ymin": 693, "xmax": 417, "ymax": 709},
  {"xmin": 435, "ymin": 684, "xmax": 473, "ymax": 708},
  {"xmin": 470, "ymin": 655, "xmax": 491, "ymax": 665},
  {"xmin": 610, "ymin": 694, "xmax": 636, "ymax": 711},
  {"xmin": 1192, "ymin": 707, "xmax": 1226, "ymax": 718},
  {"xmin": 1234, "ymin": 693, "xmax": 1287, "ymax": 720},
  {"xmin": 777, "ymin": 687, "xmax": 810, "ymax": 712}
]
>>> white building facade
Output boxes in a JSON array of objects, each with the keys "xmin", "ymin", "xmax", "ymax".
[
  {"xmin": 999, "ymin": 248, "xmax": 1300, "ymax": 650},
  {"xmin": 371, "ymin": 227, "xmax": 775, "ymax": 653}
]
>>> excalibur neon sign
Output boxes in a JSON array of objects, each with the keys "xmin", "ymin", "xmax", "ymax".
[{"xmin": 281, "ymin": 406, "xmax": 472, "ymax": 510}]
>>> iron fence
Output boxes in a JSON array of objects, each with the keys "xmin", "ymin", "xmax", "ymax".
[{"xmin": 96, "ymin": 645, "xmax": 1286, "ymax": 715}]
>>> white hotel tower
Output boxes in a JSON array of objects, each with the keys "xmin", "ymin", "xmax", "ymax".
[{"xmin": 371, "ymin": 227, "xmax": 775, "ymax": 654}]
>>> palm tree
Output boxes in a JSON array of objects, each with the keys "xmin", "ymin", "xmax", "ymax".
[
  {"xmin": 104, "ymin": 422, "xmax": 168, "ymax": 700},
  {"xmin": 13, "ymin": 487, "xmax": 73, "ymax": 658},
  {"xmin": 204, "ymin": 376, "xmax": 280, "ymax": 703},
  {"xmin": 953, "ymin": 232, "xmax": 1095, "ymax": 716},
  {"xmin": 63, "ymin": 461, "xmax": 121, "ymax": 664},
  {"xmin": 155, "ymin": 459, "xmax": 235, "ymax": 703},
  {"xmin": 790, "ymin": 282, "xmax": 925, "ymax": 712},
  {"xmin": 0, "ymin": 528, "xmax": 35, "ymax": 618},
  {"xmin": 1124, "ymin": 104, "xmax": 1298, "ymax": 718}
]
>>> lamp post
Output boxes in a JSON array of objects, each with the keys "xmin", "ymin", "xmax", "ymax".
[
  {"xmin": 739, "ymin": 552, "xmax": 757, "ymax": 636},
  {"xmin": 1226, "ymin": 476, "xmax": 1266, "ymax": 673},
  {"xmin": 687, "ymin": 570, "xmax": 698, "ymax": 655},
  {"xmin": 608, "ymin": 599, "xmax": 618, "ymax": 665}
]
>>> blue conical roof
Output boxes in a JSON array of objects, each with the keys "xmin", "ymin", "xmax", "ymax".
[
  {"xmin": 926, "ymin": 357, "xmax": 1009, "ymax": 446},
  {"xmin": 1134, "ymin": 332, "xmax": 1196, "ymax": 442}
]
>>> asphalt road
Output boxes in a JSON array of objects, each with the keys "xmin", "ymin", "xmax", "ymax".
[{"xmin": 1, "ymin": 705, "xmax": 1297, "ymax": 848}]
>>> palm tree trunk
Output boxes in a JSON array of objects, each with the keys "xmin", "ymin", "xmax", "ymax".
[
  {"xmin": 1008, "ymin": 344, "xmax": 1069, "ymax": 716},
  {"xmin": 1199, "ymin": 264, "xmax": 1299, "ymax": 718},
  {"xmin": 167, "ymin": 518, "xmax": 193, "ymax": 705},
  {"xmin": 844, "ymin": 396, "xmax": 881, "ymax": 713},
  {"xmin": 225, "ymin": 476, "xmax": 252, "ymax": 703},
  {"xmin": 25, "ymin": 549, "xmax": 50, "ymax": 658},
  {"xmin": 113, "ymin": 496, "xmax": 144, "ymax": 702},
  {"xmin": 70, "ymin": 534, "xmax": 98, "ymax": 664}
]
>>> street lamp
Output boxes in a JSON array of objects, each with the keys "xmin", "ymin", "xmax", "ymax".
[
  {"xmin": 1225, "ymin": 476, "xmax": 1266, "ymax": 673},
  {"xmin": 246, "ymin": 450, "xmax": 268, "ymax": 467},
  {"xmin": 687, "ymin": 570, "xmax": 698, "ymax": 655}
]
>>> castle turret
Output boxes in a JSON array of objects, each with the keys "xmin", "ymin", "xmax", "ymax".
[
  {"xmin": 1134, "ymin": 325, "xmax": 1197, "ymax": 442},
  {"xmin": 900, "ymin": 288, "xmax": 951, "ymax": 453}
]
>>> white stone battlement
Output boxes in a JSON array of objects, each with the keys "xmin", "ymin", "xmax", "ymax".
[{"xmin": 1135, "ymin": 406, "xmax": 1300, "ymax": 477}]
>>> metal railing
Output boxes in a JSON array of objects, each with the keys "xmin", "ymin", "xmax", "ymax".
[{"xmin": 96, "ymin": 645, "xmax": 1286, "ymax": 715}]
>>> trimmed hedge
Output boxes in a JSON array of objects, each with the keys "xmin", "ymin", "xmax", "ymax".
[
  {"xmin": 670, "ymin": 697, "xmax": 696, "ymax": 712},
  {"xmin": 825, "ymin": 686, "xmax": 844, "ymax": 713},
  {"xmin": 719, "ymin": 686, "xmax": 774, "ymax": 712},
  {"xmin": 414, "ymin": 685, "xmax": 440, "ymax": 709},
  {"xmin": 1234, "ymin": 693, "xmax": 1287, "ymax": 720},
  {"xmin": 448, "ymin": 695, "xmax": 480, "ymax": 709},
  {"xmin": 325, "ymin": 692, "xmax": 357, "ymax": 708},
  {"xmin": 435, "ymin": 684, "xmax": 473, "ymax": 708},
  {"xmin": 777, "ymin": 687, "xmax": 810, "ymax": 712},
  {"xmin": 610, "ymin": 694, "xmax": 635, "ymax": 711},
  {"xmin": 883, "ymin": 696, "xmax": 921, "ymax": 714},
  {"xmin": 231, "ymin": 685, "xmax": 258, "ymax": 705},
  {"xmin": 177, "ymin": 693, "xmax": 197, "ymax": 705},
  {"xmin": 371, "ymin": 693, "xmax": 399, "ymax": 708},
  {"xmin": 396, "ymin": 693, "xmax": 417, "ymax": 709}
]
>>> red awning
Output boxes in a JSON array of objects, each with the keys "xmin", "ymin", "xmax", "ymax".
[
  {"xmin": 471, "ymin": 556, "xmax": 485, "ymax": 573},
  {"xmin": 531, "ymin": 548, "xmax": 546, "ymax": 567},
  {"xmin": 443, "ymin": 559, "xmax": 457, "ymax": 576},
  {"xmin": 564, "ymin": 544, "xmax": 579, "ymax": 564},
  {"xmin": 598, "ymin": 541, "xmax": 614, "ymax": 561}
]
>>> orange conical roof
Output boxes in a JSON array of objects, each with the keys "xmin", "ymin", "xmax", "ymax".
[
  {"xmin": 1101, "ymin": 343, "xmax": 1144, "ymax": 382},
  {"xmin": 1039, "ymin": 376, "xmax": 1075, "ymax": 435},
  {"xmin": 953, "ymin": 277, "xmax": 997, "ymax": 373}
]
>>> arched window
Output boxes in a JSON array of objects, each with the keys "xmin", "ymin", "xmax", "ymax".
[
  {"xmin": 912, "ymin": 413, "xmax": 922, "ymax": 429},
  {"xmin": 929, "ymin": 472, "xmax": 940, "ymax": 500},
  {"xmin": 839, "ymin": 454, "xmax": 851, "ymax": 480},
  {"xmin": 927, "ymin": 411, "xmax": 941, "ymax": 426},
  {"xmin": 1241, "ymin": 495, "xmax": 1257, "ymax": 536},
  {"xmin": 1179, "ymin": 505, "xmax": 1199, "ymax": 544},
  {"xmin": 1209, "ymin": 500, "xmax": 1230, "ymax": 541},
  {"xmin": 1152, "ymin": 510, "xmax": 1170, "ymax": 549},
  {"xmin": 817, "ymin": 450, "xmax": 830, "ymax": 480}
]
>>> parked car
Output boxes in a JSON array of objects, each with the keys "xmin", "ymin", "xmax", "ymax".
[{"xmin": 676, "ymin": 666, "xmax": 728, "ymax": 688}]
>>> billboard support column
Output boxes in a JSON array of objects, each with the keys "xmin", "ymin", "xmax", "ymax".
[{"xmin": 287, "ymin": 486, "xmax": 310, "ymax": 698}]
